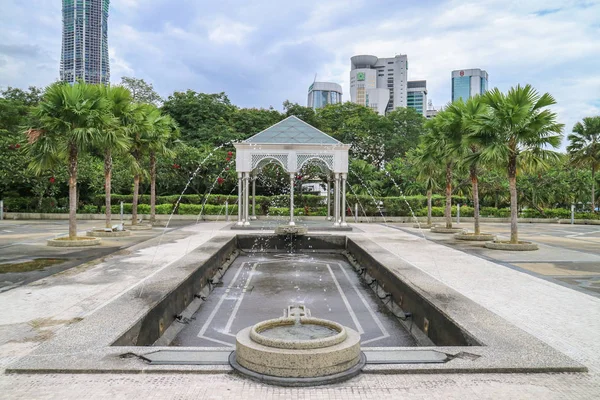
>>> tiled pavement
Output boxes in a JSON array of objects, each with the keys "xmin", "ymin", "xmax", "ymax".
[{"xmin": 1, "ymin": 222, "xmax": 599, "ymax": 399}]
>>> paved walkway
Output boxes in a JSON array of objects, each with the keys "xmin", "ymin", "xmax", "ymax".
[{"xmin": 1, "ymin": 222, "xmax": 599, "ymax": 399}]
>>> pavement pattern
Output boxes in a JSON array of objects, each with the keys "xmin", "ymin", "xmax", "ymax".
[{"xmin": 0, "ymin": 221, "xmax": 599, "ymax": 399}]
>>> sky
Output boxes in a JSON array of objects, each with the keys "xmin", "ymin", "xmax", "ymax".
[{"xmin": 1, "ymin": 0, "xmax": 599, "ymax": 149}]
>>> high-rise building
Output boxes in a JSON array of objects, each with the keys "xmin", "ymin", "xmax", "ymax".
[
  {"xmin": 407, "ymin": 80, "xmax": 427, "ymax": 116},
  {"xmin": 60, "ymin": 0, "xmax": 110, "ymax": 85},
  {"xmin": 451, "ymin": 69, "xmax": 488, "ymax": 102},
  {"xmin": 307, "ymin": 82, "xmax": 343, "ymax": 109},
  {"xmin": 349, "ymin": 54, "xmax": 408, "ymax": 115}
]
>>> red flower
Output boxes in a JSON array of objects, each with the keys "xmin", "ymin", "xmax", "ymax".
[
  {"xmin": 49, "ymin": 177, "xmax": 55, "ymax": 184},
  {"xmin": 296, "ymin": 175, "xmax": 302, "ymax": 180},
  {"xmin": 172, "ymin": 163, "xmax": 181, "ymax": 169},
  {"xmin": 227, "ymin": 151, "xmax": 233, "ymax": 157},
  {"xmin": 217, "ymin": 177, "xmax": 225, "ymax": 185},
  {"xmin": 226, "ymin": 157, "xmax": 231, "ymax": 162},
  {"xmin": 15, "ymin": 144, "xmax": 20, "ymax": 149},
  {"xmin": 225, "ymin": 167, "xmax": 230, "ymax": 171}
]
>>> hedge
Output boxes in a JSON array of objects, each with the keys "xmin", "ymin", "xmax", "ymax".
[{"xmin": 4, "ymin": 192, "xmax": 600, "ymax": 220}]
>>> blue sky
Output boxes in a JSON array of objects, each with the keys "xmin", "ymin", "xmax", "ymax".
[{"xmin": 1, "ymin": 0, "xmax": 599, "ymax": 149}]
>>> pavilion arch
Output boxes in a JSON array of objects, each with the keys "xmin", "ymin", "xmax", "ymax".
[{"xmin": 233, "ymin": 116, "xmax": 350, "ymax": 227}]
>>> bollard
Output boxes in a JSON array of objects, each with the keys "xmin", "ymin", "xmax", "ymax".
[
  {"xmin": 354, "ymin": 203, "xmax": 358, "ymax": 223},
  {"xmin": 120, "ymin": 201, "xmax": 124, "ymax": 224},
  {"xmin": 571, "ymin": 204, "xmax": 575, "ymax": 225},
  {"xmin": 457, "ymin": 203, "xmax": 460, "ymax": 224},
  {"xmin": 225, "ymin": 201, "xmax": 229, "ymax": 221},
  {"xmin": 0, "ymin": 199, "xmax": 3, "ymax": 221}
]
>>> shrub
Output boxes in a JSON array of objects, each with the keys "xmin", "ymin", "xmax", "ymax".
[{"xmin": 80, "ymin": 204, "xmax": 98, "ymax": 213}]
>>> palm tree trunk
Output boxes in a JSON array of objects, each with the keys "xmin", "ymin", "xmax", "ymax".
[
  {"xmin": 445, "ymin": 161, "xmax": 452, "ymax": 228},
  {"xmin": 132, "ymin": 174, "xmax": 140, "ymax": 226},
  {"xmin": 104, "ymin": 149, "xmax": 112, "ymax": 229},
  {"xmin": 68, "ymin": 143, "xmax": 78, "ymax": 240},
  {"xmin": 470, "ymin": 164, "xmax": 480, "ymax": 235},
  {"xmin": 592, "ymin": 165, "xmax": 596, "ymax": 213},
  {"xmin": 427, "ymin": 189, "xmax": 432, "ymax": 226},
  {"xmin": 150, "ymin": 151, "xmax": 156, "ymax": 223},
  {"xmin": 508, "ymin": 154, "xmax": 518, "ymax": 244}
]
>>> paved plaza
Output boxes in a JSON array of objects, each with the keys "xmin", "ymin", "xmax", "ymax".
[
  {"xmin": 0, "ymin": 220, "xmax": 599, "ymax": 399},
  {"xmin": 390, "ymin": 222, "xmax": 600, "ymax": 297}
]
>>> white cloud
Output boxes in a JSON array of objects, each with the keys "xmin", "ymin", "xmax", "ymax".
[{"xmin": 204, "ymin": 17, "xmax": 255, "ymax": 45}]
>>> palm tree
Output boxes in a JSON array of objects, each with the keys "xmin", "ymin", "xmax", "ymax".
[
  {"xmin": 475, "ymin": 85, "xmax": 563, "ymax": 244},
  {"xmin": 409, "ymin": 145, "xmax": 439, "ymax": 227},
  {"xmin": 422, "ymin": 110, "xmax": 462, "ymax": 229},
  {"xmin": 567, "ymin": 116, "xmax": 600, "ymax": 212},
  {"xmin": 145, "ymin": 108, "xmax": 177, "ymax": 223},
  {"xmin": 98, "ymin": 86, "xmax": 133, "ymax": 229},
  {"xmin": 129, "ymin": 104, "xmax": 153, "ymax": 226},
  {"xmin": 26, "ymin": 82, "xmax": 112, "ymax": 239},
  {"xmin": 447, "ymin": 96, "xmax": 489, "ymax": 235}
]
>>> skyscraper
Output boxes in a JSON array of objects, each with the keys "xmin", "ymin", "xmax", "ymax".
[
  {"xmin": 451, "ymin": 69, "xmax": 488, "ymax": 102},
  {"xmin": 407, "ymin": 80, "xmax": 427, "ymax": 116},
  {"xmin": 349, "ymin": 54, "xmax": 408, "ymax": 115},
  {"xmin": 307, "ymin": 82, "xmax": 343, "ymax": 109},
  {"xmin": 60, "ymin": 0, "xmax": 110, "ymax": 85}
]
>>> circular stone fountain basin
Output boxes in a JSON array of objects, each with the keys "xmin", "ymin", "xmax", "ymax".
[
  {"xmin": 259, "ymin": 323, "xmax": 338, "ymax": 341},
  {"xmin": 232, "ymin": 316, "xmax": 364, "ymax": 385}
]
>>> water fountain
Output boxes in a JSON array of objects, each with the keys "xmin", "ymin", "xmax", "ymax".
[{"xmin": 229, "ymin": 305, "xmax": 365, "ymax": 386}]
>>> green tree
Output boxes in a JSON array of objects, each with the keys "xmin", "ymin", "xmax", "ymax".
[
  {"xmin": 120, "ymin": 77, "xmax": 162, "ymax": 105},
  {"xmin": 347, "ymin": 159, "xmax": 383, "ymax": 196},
  {"xmin": 447, "ymin": 96, "xmax": 489, "ymax": 234},
  {"xmin": 230, "ymin": 107, "xmax": 283, "ymax": 139},
  {"xmin": 26, "ymin": 82, "xmax": 113, "ymax": 239},
  {"xmin": 409, "ymin": 145, "xmax": 440, "ymax": 226},
  {"xmin": 98, "ymin": 86, "xmax": 133, "ymax": 228},
  {"xmin": 421, "ymin": 110, "xmax": 463, "ymax": 228},
  {"xmin": 162, "ymin": 91, "xmax": 237, "ymax": 147},
  {"xmin": 567, "ymin": 116, "xmax": 600, "ymax": 212},
  {"xmin": 476, "ymin": 85, "xmax": 563, "ymax": 243},
  {"xmin": 129, "ymin": 103, "xmax": 153, "ymax": 225},
  {"xmin": 385, "ymin": 107, "xmax": 426, "ymax": 159},
  {"xmin": 146, "ymin": 109, "xmax": 178, "ymax": 222},
  {"xmin": 282, "ymin": 100, "xmax": 318, "ymax": 127}
]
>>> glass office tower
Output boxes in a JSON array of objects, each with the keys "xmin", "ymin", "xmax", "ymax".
[
  {"xmin": 451, "ymin": 69, "xmax": 488, "ymax": 102},
  {"xmin": 60, "ymin": 0, "xmax": 110, "ymax": 84}
]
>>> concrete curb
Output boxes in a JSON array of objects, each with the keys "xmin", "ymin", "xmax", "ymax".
[
  {"xmin": 431, "ymin": 226, "xmax": 465, "ymax": 234},
  {"xmin": 127, "ymin": 224, "xmax": 153, "ymax": 231},
  {"xmin": 455, "ymin": 233, "xmax": 496, "ymax": 241},
  {"xmin": 484, "ymin": 241, "xmax": 539, "ymax": 251},
  {"xmin": 47, "ymin": 237, "xmax": 102, "ymax": 247},
  {"xmin": 86, "ymin": 230, "xmax": 132, "ymax": 237}
]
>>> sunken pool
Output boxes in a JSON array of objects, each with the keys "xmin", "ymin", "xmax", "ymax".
[{"xmin": 171, "ymin": 252, "xmax": 417, "ymax": 348}]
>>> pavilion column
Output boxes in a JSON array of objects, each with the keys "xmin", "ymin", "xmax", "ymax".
[
  {"xmin": 237, "ymin": 172, "xmax": 243, "ymax": 226},
  {"xmin": 333, "ymin": 173, "xmax": 340, "ymax": 227},
  {"xmin": 243, "ymin": 172, "xmax": 250, "ymax": 226},
  {"xmin": 251, "ymin": 174, "xmax": 256, "ymax": 220},
  {"xmin": 326, "ymin": 177, "xmax": 332, "ymax": 221},
  {"xmin": 341, "ymin": 173, "xmax": 347, "ymax": 226},
  {"xmin": 289, "ymin": 173, "xmax": 295, "ymax": 226}
]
